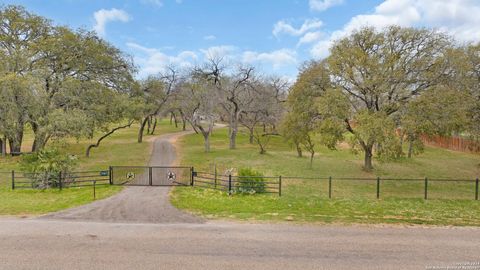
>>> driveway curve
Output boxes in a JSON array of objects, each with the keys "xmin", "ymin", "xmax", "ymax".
[{"xmin": 41, "ymin": 130, "xmax": 203, "ymax": 224}]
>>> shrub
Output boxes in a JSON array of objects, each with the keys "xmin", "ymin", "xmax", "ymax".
[
  {"xmin": 235, "ymin": 168, "xmax": 266, "ymax": 194},
  {"xmin": 21, "ymin": 148, "xmax": 77, "ymax": 189}
]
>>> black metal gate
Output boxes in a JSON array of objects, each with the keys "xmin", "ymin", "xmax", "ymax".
[{"xmin": 110, "ymin": 166, "xmax": 193, "ymax": 186}]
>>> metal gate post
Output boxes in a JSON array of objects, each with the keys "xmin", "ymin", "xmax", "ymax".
[
  {"xmin": 475, "ymin": 178, "xmax": 479, "ymax": 201},
  {"xmin": 376, "ymin": 177, "xmax": 380, "ymax": 199},
  {"xmin": 191, "ymin": 167, "xmax": 194, "ymax": 186},
  {"xmin": 109, "ymin": 166, "xmax": 113, "ymax": 185},
  {"xmin": 149, "ymin": 167, "xmax": 153, "ymax": 186},
  {"xmin": 214, "ymin": 165, "xmax": 217, "ymax": 189},
  {"xmin": 278, "ymin": 176, "xmax": 282, "ymax": 197},
  {"xmin": 228, "ymin": 174, "xmax": 232, "ymax": 195},
  {"xmin": 328, "ymin": 176, "xmax": 332, "ymax": 199},
  {"xmin": 11, "ymin": 170, "xmax": 15, "ymax": 190}
]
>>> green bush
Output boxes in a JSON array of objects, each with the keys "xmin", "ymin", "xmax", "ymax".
[
  {"xmin": 21, "ymin": 148, "xmax": 77, "ymax": 189},
  {"xmin": 235, "ymin": 168, "xmax": 266, "ymax": 194}
]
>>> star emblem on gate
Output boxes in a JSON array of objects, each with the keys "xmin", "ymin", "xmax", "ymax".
[{"xmin": 167, "ymin": 171, "xmax": 176, "ymax": 182}]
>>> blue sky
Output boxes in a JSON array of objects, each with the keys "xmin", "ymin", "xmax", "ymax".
[{"xmin": 4, "ymin": 0, "xmax": 480, "ymax": 80}]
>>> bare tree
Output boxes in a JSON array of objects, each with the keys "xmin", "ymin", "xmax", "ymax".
[
  {"xmin": 240, "ymin": 77, "xmax": 285, "ymax": 154},
  {"xmin": 196, "ymin": 57, "xmax": 256, "ymax": 149},
  {"xmin": 178, "ymin": 73, "xmax": 219, "ymax": 152}
]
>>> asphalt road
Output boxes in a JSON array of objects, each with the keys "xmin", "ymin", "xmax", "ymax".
[{"xmin": 0, "ymin": 219, "xmax": 479, "ymax": 270}]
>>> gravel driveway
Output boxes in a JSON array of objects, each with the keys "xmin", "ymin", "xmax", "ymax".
[{"xmin": 41, "ymin": 130, "xmax": 203, "ymax": 224}]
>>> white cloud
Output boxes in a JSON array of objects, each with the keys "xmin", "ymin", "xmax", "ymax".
[
  {"xmin": 298, "ymin": 31, "xmax": 323, "ymax": 46},
  {"xmin": 141, "ymin": 0, "xmax": 163, "ymax": 7},
  {"xmin": 93, "ymin": 8, "xmax": 130, "ymax": 36},
  {"xmin": 200, "ymin": 45, "xmax": 238, "ymax": 60},
  {"xmin": 126, "ymin": 42, "xmax": 198, "ymax": 78},
  {"xmin": 273, "ymin": 19, "xmax": 323, "ymax": 37},
  {"xmin": 203, "ymin": 35, "xmax": 216, "ymax": 41},
  {"xmin": 310, "ymin": 0, "xmax": 480, "ymax": 58},
  {"xmin": 242, "ymin": 49, "xmax": 297, "ymax": 69},
  {"xmin": 309, "ymin": 0, "xmax": 343, "ymax": 11}
]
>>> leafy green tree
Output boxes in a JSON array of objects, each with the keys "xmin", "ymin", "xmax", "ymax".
[
  {"xmin": 0, "ymin": 5, "xmax": 49, "ymax": 153},
  {"xmin": 401, "ymin": 87, "xmax": 470, "ymax": 158},
  {"xmin": 136, "ymin": 67, "xmax": 178, "ymax": 143},
  {"xmin": 0, "ymin": 5, "xmax": 137, "ymax": 155},
  {"xmin": 327, "ymin": 26, "xmax": 451, "ymax": 170},
  {"xmin": 282, "ymin": 61, "xmax": 346, "ymax": 167}
]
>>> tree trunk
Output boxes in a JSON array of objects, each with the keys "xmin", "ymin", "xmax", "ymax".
[
  {"xmin": 0, "ymin": 138, "xmax": 4, "ymax": 157},
  {"xmin": 296, "ymin": 143, "xmax": 303, "ymax": 158},
  {"xmin": 363, "ymin": 145, "xmax": 374, "ymax": 171},
  {"xmin": 171, "ymin": 112, "xmax": 178, "ymax": 128},
  {"xmin": 204, "ymin": 134, "xmax": 210, "ymax": 153},
  {"xmin": 309, "ymin": 151, "xmax": 315, "ymax": 168},
  {"xmin": 138, "ymin": 117, "xmax": 149, "ymax": 143},
  {"xmin": 249, "ymin": 128, "xmax": 254, "ymax": 144},
  {"xmin": 32, "ymin": 132, "xmax": 48, "ymax": 152},
  {"xmin": 179, "ymin": 110, "xmax": 186, "ymax": 131},
  {"xmin": 149, "ymin": 117, "xmax": 157, "ymax": 135},
  {"xmin": 8, "ymin": 128, "xmax": 24, "ymax": 156},
  {"xmin": 147, "ymin": 116, "xmax": 151, "ymax": 134},
  {"xmin": 408, "ymin": 139, "xmax": 414, "ymax": 158},
  {"xmin": 229, "ymin": 117, "xmax": 238, "ymax": 149},
  {"xmin": 2, "ymin": 136, "xmax": 6, "ymax": 156},
  {"xmin": 259, "ymin": 142, "xmax": 266, "ymax": 154}
]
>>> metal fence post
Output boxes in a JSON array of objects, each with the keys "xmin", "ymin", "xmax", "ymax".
[
  {"xmin": 11, "ymin": 170, "xmax": 15, "ymax": 190},
  {"xmin": 93, "ymin": 180, "xmax": 96, "ymax": 200},
  {"xmin": 214, "ymin": 165, "xmax": 217, "ymax": 189},
  {"xmin": 109, "ymin": 166, "xmax": 113, "ymax": 185},
  {"xmin": 59, "ymin": 171, "xmax": 63, "ymax": 190},
  {"xmin": 228, "ymin": 174, "xmax": 232, "ymax": 195},
  {"xmin": 278, "ymin": 176, "xmax": 282, "ymax": 197},
  {"xmin": 149, "ymin": 167, "xmax": 153, "ymax": 186},
  {"xmin": 376, "ymin": 177, "xmax": 380, "ymax": 199},
  {"xmin": 475, "ymin": 178, "xmax": 479, "ymax": 201},
  {"xmin": 424, "ymin": 177, "xmax": 428, "ymax": 200},
  {"xmin": 328, "ymin": 176, "xmax": 332, "ymax": 199},
  {"xmin": 191, "ymin": 167, "xmax": 195, "ymax": 186}
]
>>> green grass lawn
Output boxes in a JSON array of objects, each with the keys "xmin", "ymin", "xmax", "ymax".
[
  {"xmin": 172, "ymin": 127, "xmax": 480, "ymax": 226},
  {"xmin": 0, "ymin": 119, "xmax": 182, "ymax": 216}
]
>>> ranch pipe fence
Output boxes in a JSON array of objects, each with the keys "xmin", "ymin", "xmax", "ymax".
[
  {"xmin": 2, "ymin": 169, "xmax": 479, "ymax": 201},
  {"xmin": 192, "ymin": 171, "xmax": 480, "ymax": 200},
  {"xmin": 8, "ymin": 170, "xmax": 110, "ymax": 190}
]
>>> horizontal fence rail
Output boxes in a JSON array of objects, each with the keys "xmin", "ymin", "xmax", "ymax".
[
  {"xmin": 193, "ymin": 172, "xmax": 281, "ymax": 195},
  {"xmin": 192, "ymin": 172, "xmax": 480, "ymax": 200},
  {"xmin": 11, "ymin": 170, "xmax": 110, "ymax": 190}
]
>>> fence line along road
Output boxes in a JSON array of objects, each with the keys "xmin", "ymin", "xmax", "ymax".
[
  {"xmin": 193, "ymin": 171, "xmax": 480, "ymax": 201},
  {"xmin": 3, "ymin": 168, "xmax": 480, "ymax": 201}
]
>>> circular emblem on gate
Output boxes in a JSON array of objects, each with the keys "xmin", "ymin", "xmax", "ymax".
[
  {"xmin": 167, "ymin": 171, "xmax": 176, "ymax": 182},
  {"xmin": 126, "ymin": 172, "xmax": 136, "ymax": 180}
]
